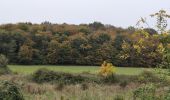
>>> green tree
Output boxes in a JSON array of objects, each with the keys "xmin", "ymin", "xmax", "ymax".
[
  {"xmin": 119, "ymin": 30, "xmax": 164, "ymax": 67},
  {"xmin": 89, "ymin": 22, "xmax": 105, "ymax": 30},
  {"xmin": 0, "ymin": 54, "xmax": 8, "ymax": 68},
  {"xmin": 18, "ymin": 44, "xmax": 34, "ymax": 64},
  {"xmin": 47, "ymin": 40, "xmax": 60, "ymax": 64}
]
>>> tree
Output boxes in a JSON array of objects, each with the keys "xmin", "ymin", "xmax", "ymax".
[
  {"xmin": 17, "ymin": 23, "xmax": 30, "ymax": 31},
  {"xmin": 0, "ymin": 54, "xmax": 10, "ymax": 74},
  {"xmin": 18, "ymin": 39, "xmax": 35, "ymax": 64},
  {"xmin": 0, "ymin": 30, "xmax": 17, "ymax": 59},
  {"xmin": 151, "ymin": 9, "xmax": 170, "ymax": 33},
  {"xmin": 47, "ymin": 40, "xmax": 60, "ymax": 64},
  {"xmin": 18, "ymin": 44, "xmax": 34, "ymax": 64},
  {"xmin": 58, "ymin": 41, "xmax": 75, "ymax": 64},
  {"xmin": 0, "ymin": 21, "xmax": 168, "ymax": 67},
  {"xmin": 143, "ymin": 28, "xmax": 158, "ymax": 35},
  {"xmin": 113, "ymin": 34, "xmax": 129, "ymax": 51},
  {"xmin": 89, "ymin": 22, "xmax": 105, "ymax": 30},
  {"xmin": 98, "ymin": 61, "xmax": 116, "ymax": 76},
  {"xmin": 119, "ymin": 30, "xmax": 164, "ymax": 67},
  {"xmin": 0, "ymin": 54, "xmax": 8, "ymax": 68}
]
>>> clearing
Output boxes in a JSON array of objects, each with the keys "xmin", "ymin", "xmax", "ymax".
[{"xmin": 8, "ymin": 65, "xmax": 152, "ymax": 75}]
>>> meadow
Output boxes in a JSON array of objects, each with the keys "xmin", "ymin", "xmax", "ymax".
[
  {"xmin": 0, "ymin": 65, "xmax": 167, "ymax": 100},
  {"xmin": 8, "ymin": 65, "xmax": 151, "ymax": 75}
]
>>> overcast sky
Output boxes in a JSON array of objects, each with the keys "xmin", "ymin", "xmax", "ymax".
[{"xmin": 0, "ymin": 0, "xmax": 169, "ymax": 28}]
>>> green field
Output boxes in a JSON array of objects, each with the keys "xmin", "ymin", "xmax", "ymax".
[{"xmin": 8, "ymin": 65, "xmax": 152, "ymax": 75}]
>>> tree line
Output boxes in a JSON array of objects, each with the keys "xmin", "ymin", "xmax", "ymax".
[{"xmin": 0, "ymin": 21, "xmax": 169, "ymax": 67}]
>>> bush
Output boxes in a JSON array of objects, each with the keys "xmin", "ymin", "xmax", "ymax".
[
  {"xmin": 137, "ymin": 70, "xmax": 165, "ymax": 84},
  {"xmin": 98, "ymin": 61, "xmax": 116, "ymax": 77},
  {"xmin": 32, "ymin": 68, "xmax": 91, "ymax": 84},
  {"xmin": 32, "ymin": 68, "xmax": 136, "ymax": 85},
  {"xmin": 101, "ymin": 74, "xmax": 135, "ymax": 84},
  {"xmin": 32, "ymin": 68, "xmax": 60, "ymax": 83},
  {"xmin": 0, "ymin": 81, "xmax": 24, "ymax": 100},
  {"xmin": 0, "ymin": 54, "xmax": 8, "ymax": 68},
  {"xmin": 133, "ymin": 84, "xmax": 156, "ymax": 100},
  {"xmin": 101, "ymin": 74, "xmax": 118, "ymax": 84},
  {"xmin": 0, "ymin": 67, "xmax": 11, "ymax": 75},
  {"xmin": 0, "ymin": 54, "xmax": 11, "ymax": 75}
]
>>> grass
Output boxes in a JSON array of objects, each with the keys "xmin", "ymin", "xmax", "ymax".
[
  {"xmin": 8, "ymin": 65, "xmax": 152, "ymax": 75},
  {"xmin": 1, "ymin": 66, "xmax": 166, "ymax": 100},
  {"xmin": 0, "ymin": 74, "xmax": 136, "ymax": 100}
]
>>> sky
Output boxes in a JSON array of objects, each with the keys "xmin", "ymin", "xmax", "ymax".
[{"xmin": 0, "ymin": 0, "xmax": 170, "ymax": 28}]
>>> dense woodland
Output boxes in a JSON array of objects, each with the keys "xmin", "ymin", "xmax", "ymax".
[{"xmin": 0, "ymin": 21, "xmax": 169, "ymax": 67}]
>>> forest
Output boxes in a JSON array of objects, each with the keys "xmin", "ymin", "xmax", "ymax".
[{"xmin": 0, "ymin": 21, "xmax": 167, "ymax": 67}]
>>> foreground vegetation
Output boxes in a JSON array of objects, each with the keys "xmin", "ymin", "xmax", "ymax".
[
  {"xmin": 0, "ymin": 68, "xmax": 169, "ymax": 100},
  {"xmin": 0, "ymin": 55, "xmax": 169, "ymax": 100},
  {"xmin": 0, "ymin": 74, "xmax": 139, "ymax": 100},
  {"xmin": 2, "ymin": 56, "xmax": 169, "ymax": 100}
]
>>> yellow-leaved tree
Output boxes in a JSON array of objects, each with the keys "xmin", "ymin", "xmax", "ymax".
[{"xmin": 98, "ymin": 61, "xmax": 116, "ymax": 76}]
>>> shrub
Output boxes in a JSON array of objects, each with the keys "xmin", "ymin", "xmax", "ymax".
[
  {"xmin": 32, "ymin": 68, "xmax": 139, "ymax": 85},
  {"xmin": 101, "ymin": 74, "xmax": 135, "ymax": 84},
  {"xmin": 101, "ymin": 74, "xmax": 118, "ymax": 84},
  {"xmin": 32, "ymin": 68, "xmax": 58, "ymax": 83},
  {"xmin": 133, "ymin": 84, "xmax": 156, "ymax": 100},
  {"xmin": 0, "ymin": 67, "xmax": 11, "ymax": 75},
  {"xmin": 98, "ymin": 61, "xmax": 116, "ymax": 77},
  {"xmin": 0, "ymin": 54, "xmax": 11, "ymax": 75},
  {"xmin": 32, "ymin": 68, "xmax": 90, "ymax": 84},
  {"xmin": 0, "ymin": 54, "xmax": 8, "ymax": 68},
  {"xmin": 32, "ymin": 68, "xmax": 135, "ymax": 85},
  {"xmin": 137, "ymin": 70, "xmax": 165, "ymax": 84},
  {"xmin": 0, "ymin": 80, "xmax": 24, "ymax": 100}
]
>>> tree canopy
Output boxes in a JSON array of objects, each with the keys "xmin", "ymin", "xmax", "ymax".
[{"xmin": 0, "ymin": 21, "xmax": 169, "ymax": 67}]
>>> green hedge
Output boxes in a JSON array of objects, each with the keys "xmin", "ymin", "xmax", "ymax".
[
  {"xmin": 32, "ymin": 68, "xmax": 100, "ymax": 84},
  {"xmin": 32, "ymin": 68, "xmax": 138, "ymax": 85}
]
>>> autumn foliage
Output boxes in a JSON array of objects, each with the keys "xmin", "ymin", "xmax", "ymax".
[
  {"xmin": 0, "ymin": 21, "xmax": 168, "ymax": 67},
  {"xmin": 98, "ymin": 61, "xmax": 116, "ymax": 76}
]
